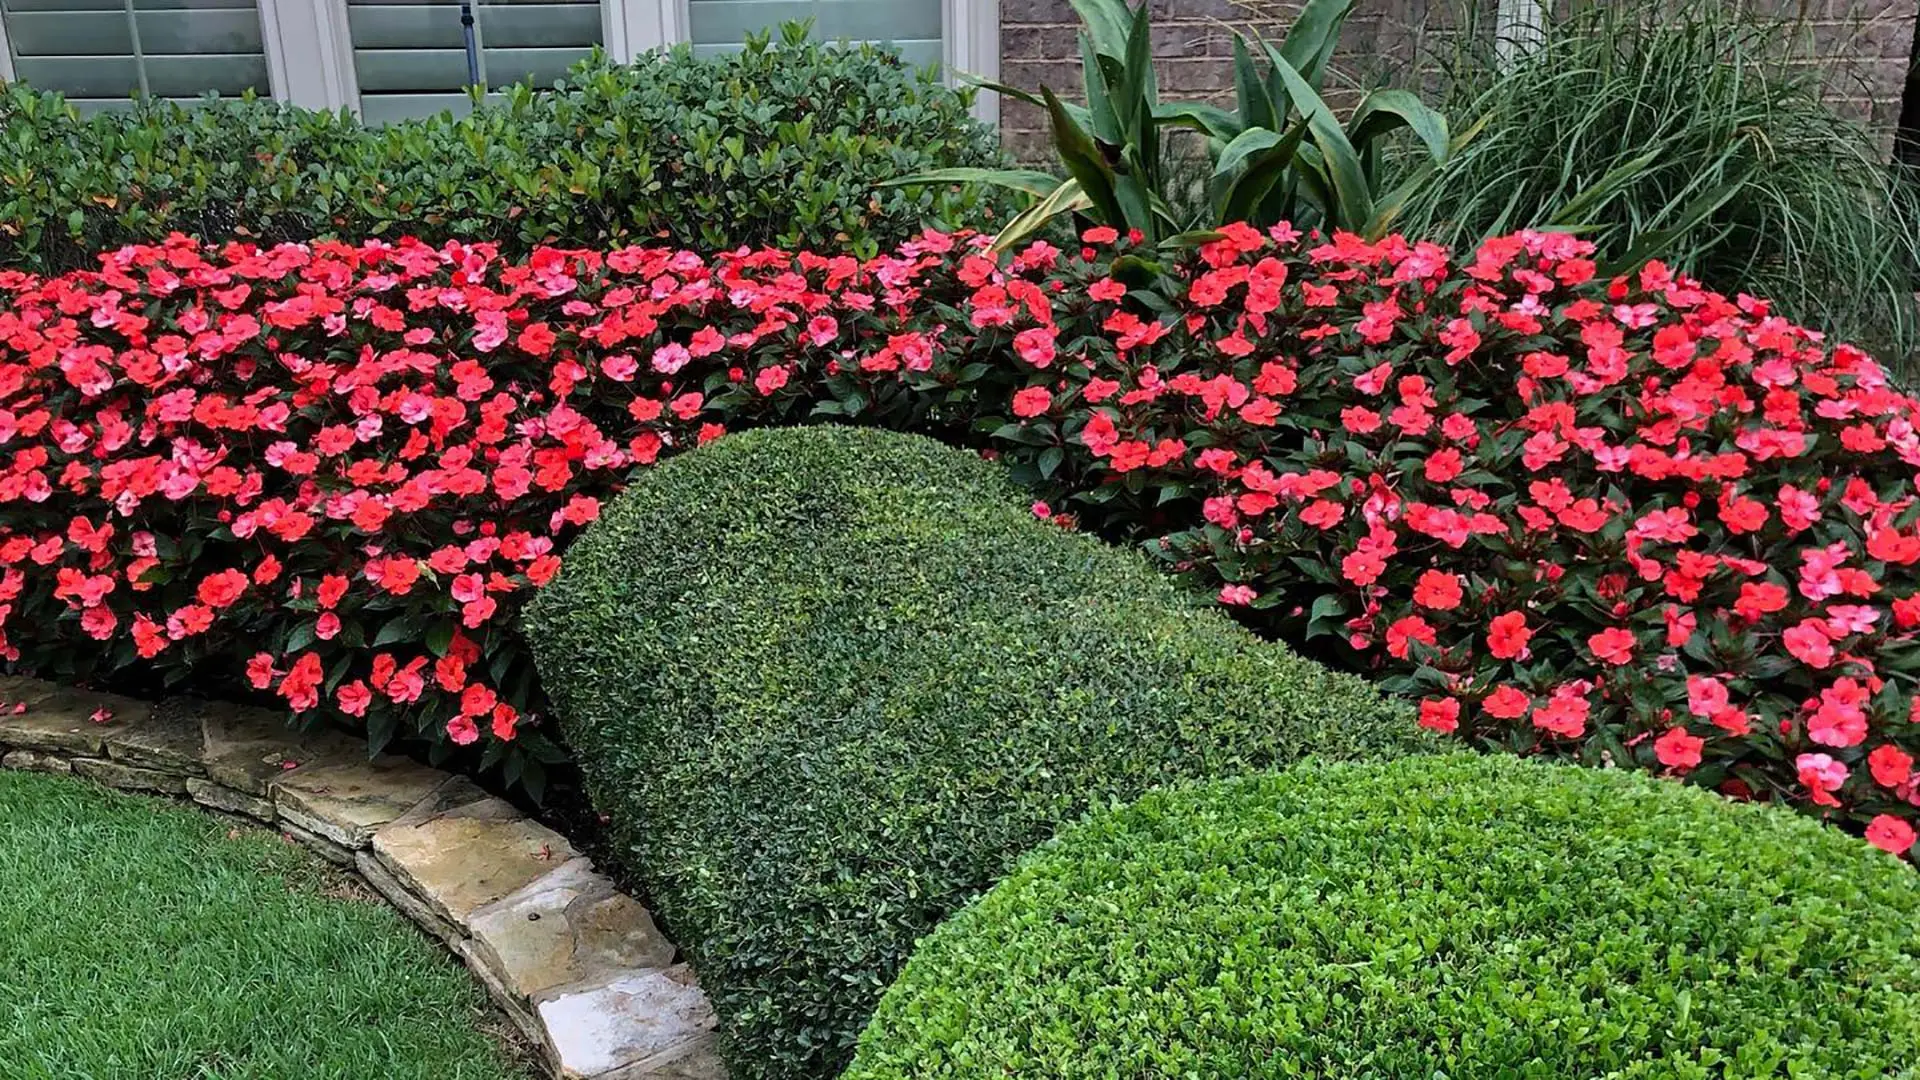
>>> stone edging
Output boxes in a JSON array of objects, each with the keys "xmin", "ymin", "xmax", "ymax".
[{"xmin": 0, "ymin": 675, "xmax": 723, "ymax": 1080}]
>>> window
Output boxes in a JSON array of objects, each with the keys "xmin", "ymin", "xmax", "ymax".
[
  {"xmin": 0, "ymin": 0, "xmax": 998, "ymax": 124},
  {"xmin": 687, "ymin": 0, "xmax": 942, "ymax": 67},
  {"xmin": 0, "ymin": 0, "xmax": 270, "ymax": 112},
  {"xmin": 347, "ymin": 0, "xmax": 603, "ymax": 123}
]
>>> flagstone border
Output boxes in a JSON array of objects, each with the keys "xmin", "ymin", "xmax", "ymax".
[{"xmin": 0, "ymin": 675, "xmax": 724, "ymax": 1080}]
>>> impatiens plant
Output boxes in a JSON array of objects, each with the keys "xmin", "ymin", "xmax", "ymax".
[{"xmin": 3, "ymin": 222, "xmax": 1920, "ymax": 859}]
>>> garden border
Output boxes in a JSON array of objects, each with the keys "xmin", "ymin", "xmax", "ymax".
[{"xmin": 0, "ymin": 674, "xmax": 724, "ymax": 1080}]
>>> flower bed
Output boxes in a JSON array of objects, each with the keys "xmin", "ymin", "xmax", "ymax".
[{"xmin": 1, "ymin": 224, "xmax": 1916, "ymax": 853}]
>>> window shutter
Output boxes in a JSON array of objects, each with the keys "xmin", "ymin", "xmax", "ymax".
[
  {"xmin": 686, "ymin": 0, "xmax": 943, "ymax": 68},
  {"xmin": 1, "ymin": 0, "xmax": 270, "ymax": 113},
  {"xmin": 347, "ymin": 0, "xmax": 602, "ymax": 124}
]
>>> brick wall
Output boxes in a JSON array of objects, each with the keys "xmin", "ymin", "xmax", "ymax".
[{"xmin": 996, "ymin": 0, "xmax": 1920, "ymax": 161}]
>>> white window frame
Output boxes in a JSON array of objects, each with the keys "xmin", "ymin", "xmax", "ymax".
[
  {"xmin": 260, "ymin": 0, "xmax": 359, "ymax": 112},
  {"xmin": 1, "ymin": 0, "xmax": 999, "ymax": 127},
  {"xmin": 1494, "ymin": 0, "xmax": 1545, "ymax": 66}
]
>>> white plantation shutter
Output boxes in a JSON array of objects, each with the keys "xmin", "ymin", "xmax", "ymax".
[
  {"xmin": 347, "ymin": 0, "xmax": 602, "ymax": 124},
  {"xmin": 687, "ymin": 0, "xmax": 943, "ymax": 69},
  {"xmin": 0, "ymin": 0, "xmax": 270, "ymax": 113}
]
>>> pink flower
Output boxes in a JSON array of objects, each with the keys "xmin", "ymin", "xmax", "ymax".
[
  {"xmin": 1782, "ymin": 619, "xmax": 1835, "ymax": 669},
  {"xmin": 446, "ymin": 715, "xmax": 480, "ymax": 746},
  {"xmin": 1487, "ymin": 611, "xmax": 1532, "ymax": 661},
  {"xmin": 1218, "ymin": 584, "xmax": 1257, "ymax": 606}
]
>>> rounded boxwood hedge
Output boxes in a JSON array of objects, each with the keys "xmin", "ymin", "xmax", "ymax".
[
  {"xmin": 846, "ymin": 754, "xmax": 1920, "ymax": 1080},
  {"xmin": 522, "ymin": 426, "xmax": 1424, "ymax": 1080}
]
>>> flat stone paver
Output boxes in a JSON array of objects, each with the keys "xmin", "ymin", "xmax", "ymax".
[
  {"xmin": 373, "ymin": 809, "xmax": 578, "ymax": 926},
  {"xmin": 105, "ymin": 697, "xmax": 206, "ymax": 773},
  {"xmin": 273, "ymin": 756, "xmax": 449, "ymax": 848},
  {"xmin": 1, "ymin": 749, "xmax": 73, "ymax": 775},
  {"xmin": 470, "ymin": 858, "xmax": 677, "ymax": 999},
  {"xmin": 199, "ymin": 702, "xmax": 362, "ymax": 795},
  {"xmin": 0, "ymin": 689, "xmax": 144, "ymax": 756},
  {"xmin": 185, "ymin": 777, "xmax": 276, "ymax": 820},
  {"xmin": 602, "ymin": 1035, "xmax": 729, "ymax": 1080},
  {"xmin": 72, "ymin": 757, "xmax": 188, "ymax": 795},
  {"xmin": 539, "ymin": 965, "xmax": 717, "ymax": 1078}
]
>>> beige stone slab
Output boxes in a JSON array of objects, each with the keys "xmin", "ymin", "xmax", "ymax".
[
  {"xmin": 0, "ymin": 687, "xmax": 144, "ymax": 756},
  {"xmin": 456, "ymin": 937, "xmax": 547, "ymax": 1050},
  {"xmin": 1, "ymin": 749, "xmax": 72, "ymax": 775},
  {"xmin": 279, "ymin": 821, "xmax": 356, "ymax": 867},
  {"xmin": 601, "ymin": 1034, "xmax": 729, "ymax": 1080},
  {"xmin": 469, "ymin": 859, "xmax": 676, "ymax": 1001},
  {"xmin": 272, "ymin": 756, "xmax": 449, "ymax": 849},
  {"xmin": 71, "ymin": 756, "xmax": 189, "ymax": 795},
  {"xmin": 200, "ymin": 702, "xmax": 360, "ymax": 796},
  {"xmin": 105, "ymin": 697, "xmax": 206, "ymax": 774},
  {"xmin": 355, "ymin": 851, "xmax": 464, "ymax": 947},
  {"xmin": 372, "ymin": 809, "xmax": 577, "ymax": 928},
  {"xmin": 185, "ymin": 777, "xmax": 275, "ymax": 821},
  {"xmin": 537, "ymin": 965, "xmax": 717, "ymax": 1079}
]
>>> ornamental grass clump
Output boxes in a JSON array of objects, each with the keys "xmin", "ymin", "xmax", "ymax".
[
  {"xmin": 846, "ymin": 755, "xmax": 1920, "ymax": 1079},
  {"xmin": 523, "ymin": 424, "xmax": 1420, "ymax": 1080},
  {"xmin": 1391, "ymin": 0, "xmax": 1920, "ymax": 364}
]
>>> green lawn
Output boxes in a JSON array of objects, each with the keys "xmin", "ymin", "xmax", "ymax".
[{"xmin": 0, "ymin": 769, "xmax": 532, "ymax": 1080}]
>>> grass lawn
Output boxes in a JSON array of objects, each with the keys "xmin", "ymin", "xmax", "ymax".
[{"xmin": 0, "ymin": 769, "xmax": 533, "ymax": 1080}]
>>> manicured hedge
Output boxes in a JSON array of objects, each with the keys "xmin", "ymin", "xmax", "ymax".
[
  {"xmin": 847, "ymin": 754, "xmax": 1920, "ymax": 1079},
  {"xmin": 0, "ymin": 26, "xmax": 1005, "ymax": 271},
  {"xmin": 522, "ymin": 425, "xmax": 1423, "ymax": 1080}
]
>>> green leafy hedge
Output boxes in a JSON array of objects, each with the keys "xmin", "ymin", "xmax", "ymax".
[
  {"xmin": 522, "ymin": 426, "xmax": 1423, "ymax": 1080},
  {"xmin": 0, "ymin": 25, "xmax": 1007, "ymax": 271},
  {"xmin": 847, "ymin": 754, "xmax": 1920, "ymax": 1079}
]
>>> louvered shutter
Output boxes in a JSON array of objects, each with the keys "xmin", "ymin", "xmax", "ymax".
[
  {"xmin": 347, "ymin": 0, "xmax": 601, "ymax": 124},
  {"xmin": 687, "ymin": 0, "xmax": 943, "ymax": 68},
  {"xmin": 1, "ymin": 0, "xmax": 270, "ymax": 113}
]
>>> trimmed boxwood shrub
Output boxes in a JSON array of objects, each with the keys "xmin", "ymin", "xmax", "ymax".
[
  {"xmin": 847, "ymin": 754, "xmax": 1920, "ymax": 1079},
  {"xmin": 0, "ymin": 24, "xmax": 1006, "ymax": 272},
  {"xmin": 522, "ymin": 425, "xmax": 1423, "ymax": 1080}
]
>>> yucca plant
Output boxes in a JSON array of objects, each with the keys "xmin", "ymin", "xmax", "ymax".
[{"xmin": 903, "ymin": 0, "xmax": 1466, "ymax": 251}]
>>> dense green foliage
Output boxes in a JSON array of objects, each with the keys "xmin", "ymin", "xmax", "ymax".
[
  {"xmin": 937, "ymin": 0, "xmax": 1458, "ymax": 250},
  {"xmin": 1393, "ymin": 0, "xmax": 1920, "ymax": 362},
  {"xmin": 0, "ymin": 769, "xmax": 528, "ymax": 1080},
  {"xmin": 848, "ymin": 755, "xmax": 1920, "ymax": 1079},
  {"xmin": 0, "ymin": 24, "xmax": 1006, "ymax": 271},
  {"xmin": 523, "ymin": 426, "xmax": 1423, "ymax": 1080}
]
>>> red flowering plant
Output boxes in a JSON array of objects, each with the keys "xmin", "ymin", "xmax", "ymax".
[
  {"xmin": 950, "ymin": 223, "xmax": 1920, "ymax": 859},
  {"xmin": 6, "ymin": 224, "xmax": 1920, "ymax": 857},
  {"xmin": 0, "ymin": 232, "xmax": 977, "ymax": 793}
]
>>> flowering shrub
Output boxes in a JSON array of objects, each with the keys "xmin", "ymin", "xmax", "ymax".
[
  {"xmin": 963, "ymin": 224, "xmax": 1920, "ymax": 860},
  {"xmin": 4, "ymin": 223, "xmax": 1920, "ymax": 856},
  {"xmin": 0, "ymin": 234, "xmax": 974, "ymax": 790}
]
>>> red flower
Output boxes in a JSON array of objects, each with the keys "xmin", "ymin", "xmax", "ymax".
[
  {"xmin": 1866, "ymin": 814, "xmax": 1916, "ymax": 855},
  {"xmin": 1654, "ymin": 727, "xmax": 1704, "ymax": 771},
  {"xmin": 1482, "ymin": 685, "xmax": 1530, "ymax": 720},
  {"xmin": 196, "ymin": 569, "xmax": 248, "ymax": 611},
  {"xmin": 1486, "ymin": 611, "xmax": 1532, "ymax": 661},
  {"xmin": 1418, "ymin": 696, "xmax": 1460, "ymax": 733},
  {"xmin": 1869, "ymin": 744, "xmax": 1913, "ymax": 789},
  {"xmin": 1411, "ymin": 570, "xmax": 1463, "ymax": 611},
  {"xmin": 1011, "ymin": 387, "xmax": 1054, "ymax": 418},
  {"xmin": 1586, "ymin": 628, "xmax": 1635, "ymax": 667}
]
